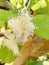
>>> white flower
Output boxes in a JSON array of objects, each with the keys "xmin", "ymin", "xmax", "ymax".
[
  {"xmin": 8, "ymin": 11, "xmax": 35, "ymax": 44},
  {"xmin": 3, "ymin": 30, "xmax": 15, "ymax": 40},
  {"xmin": 3, "ymin": 30, "xmax": 19, "ymax": 55},
  {"xmin": 3, "ymin": 38, "xmax": 19, "ymax": 55}
]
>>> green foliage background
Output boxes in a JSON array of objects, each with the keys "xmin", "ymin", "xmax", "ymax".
[{"xmin": 0, "ymin": 0, "xmax": 49, "ymax": 65}]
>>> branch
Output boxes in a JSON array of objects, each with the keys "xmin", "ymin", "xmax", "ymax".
[
  {"xmin": 30, "ymin": 40, "xmax": 49, "ymax": 58},
  {"xmin": 13, "ymin": 35, "xmax": 38, "ymax": 65},
  {"xmin": 13, "ymin": 35, "xmax": 49, "ymax": 65}
]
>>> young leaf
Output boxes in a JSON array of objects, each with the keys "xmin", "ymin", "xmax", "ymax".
[{"xmin": 33, "ymin": 15, "xmax": 49, "ymax": 40}]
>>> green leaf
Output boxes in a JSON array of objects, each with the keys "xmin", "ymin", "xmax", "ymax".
[
  {"xmin": 35, "ymin": 1, "xmax": 49, "ymax": 14},
  {"xmin": 10, "ymin": 0, "xmax": 16, "ymax": 7},
  {"xmin": 28, "ymin": 0, "xmax": 46, "ymax": 10},
  {"xmin": 28, "ymin": 60, "xmax": 49, "ymax": 65},
  {"xmin": 0, "ymin": 46, "xmax": 17, "ymax": 63},
  {"xmin": 28, "ymin": 60, "xmax": 38, "ymax": 65},
  {"xmin": 28, "ymin": 0, "xmax": 37, "ymax": 10},
  {"xmin": 31, "ymin": 0, "xmax": 47, "ymax": 11},
  {"xmin": 33, "ymin": 15, "xmax": 49, "ymax": 40},
  {"xmin": 8, "ymin": 8, "xmax": 18, "ymax": 17},
  {"xmin": 0, "ymin": 8, "xmax": 18, "ymax": 28},
  {"xmin": 28, "ymin": 60, "xmax": 43, "ymax": 65},
  {"xmin": 0, "ymin": 10, "xmax": 8, "ymax": 27},
  {"xmin": 28, "ymin": 0, "xmax": 49, "ymax": 15}
]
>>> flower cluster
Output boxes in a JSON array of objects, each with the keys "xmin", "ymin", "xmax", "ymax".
[
  {"xmin": 0, "ymin": 11, "xmax": 35, "ymax": 55},
  {"xmin": 8, "ymin": 11, "xmax": 35, "ymax": 44}
]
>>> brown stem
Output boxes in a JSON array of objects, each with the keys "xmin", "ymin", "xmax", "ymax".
[
  {"xmin": 13, "ymin": 35, "xmax": 49, "ymax": 65},
  {"xmin": 24, "ymin": 40, "xmax": 49, "ymax": 65},
  {"xmin": 13, "ymin": 35, "xmax": 38, "ymax": 65}
]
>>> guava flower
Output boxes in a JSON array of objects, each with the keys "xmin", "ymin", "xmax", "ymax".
[
  {"xmin": 3, "ymin": 30, "xmax": 19, "ymax": 55},
  {"xmin": 8, "ymin": 11, "xmax": 35, "ymax": 44}
]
